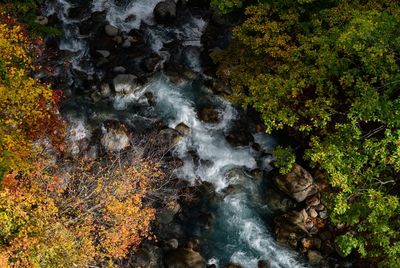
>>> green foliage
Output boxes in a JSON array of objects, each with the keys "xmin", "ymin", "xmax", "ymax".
[
  {"xmin": 0, "ymin": 0, "xmax": 60, "ymax": 37},
  {"xmin": 214, "ymin": 0, "xmax": 400, "ymax": 264},
  {"xmin": 273, "ymin": 146, "xmax": 296, "ymax": 174},
  {"xmin": 211, "ymin": 0, "xmax": 244, "ymax": 14}
]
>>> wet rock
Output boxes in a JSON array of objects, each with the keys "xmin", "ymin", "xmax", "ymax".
[
  {"xmin": 105, "ymin": 24, "xmax": 119, "ymax": 37},
  {"xmin": 175, "ymin": 123, "xmax": 191, "ymax": 136},
  {"xmin": 265, "ymin": 188, "xmax": 297, "ymax": 213},
  {"xmin": 154, "ymin": 0, "xmax": 177, "ymax": 24},
  {"xmin": 308, "ymin": 208, "xmax": 318, "ymax": 218},
  {"xmin": 113, "ymin": 66, "xmax": 126, "ymax": 73},
  {"xmin": 100, "ymin": 83, "xmax": 111, "ymax": 97},
  {"xmin": 35, "ymin": 16, "xmax": 48, "ymax": 25},
  {"xmin": 113, "ymin": 74, "xmax": 139, "ymax": 95},
  {"xmin": 198, "ymin": 106, "xmax": 219, "ymax": 123},
  {"xmin": 122, "ymin": 39, "xmax": 131, "ymax": 48},
  {"xmin": 185, "ymin": 239, "xmax": 201, "ymax": 252},
  {"xmin": 306, "ymin": 195, "xmax": 320, "ymax": 207},
  {"xmin": 225, "ymin": 264, "xmax": 241, "ymax": 268},
  {"xmin": 144, "ymin": 92, "xmax": 155, "ymax": 105},
  {"xmin": 165, "ymin": 239, "xmax": 179, "ymax": 250},
  {"xmin": 101, "ymin": 126, "xmax": 130, "ymax": 152},
  {"xmin": 141, "ymin": 54, "xmax": 162, "ymax": 73},
  {"xmin": 273, "ymin": 164, "xmax": 319, "ymax": 202},
  {"xmin": 225, "ymin": 128, "xmax": 254, "ymax": 146},
  {"xmin": 157, "ymin": 200, "xmax": 181, "ymax": 224},
  {"xmin": 96, "ymin": 50, "xmax": 110, "ymax": 58},
  {"xmin": 158, "ymin": 128, "xmax": 183, "ymax": 148},
  {"xmin": 319, "ymin": 210, "xmax": 328, "ymax": 219},
  {"xmin": 130, "ymin": 244, "xmax": 163, "ymax": 268},
  {"xmin": 274, "ymin": 210, "xmax": 309, "ymax": 249},
  {"xmin": 164, "ymin": 248, "xmax": 206, "ymax": 268},
  {"xmin": 307, "ymin": 250, "xmax": 324, "ymax": 265},
  {"xmin": 257, "ymin": 260, "xmax": 269, "ymax": 268}
]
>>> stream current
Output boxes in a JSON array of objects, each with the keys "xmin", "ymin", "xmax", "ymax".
[{"xmin": 43, "ymin": 0, "xmax": 308, "ymax": 267}]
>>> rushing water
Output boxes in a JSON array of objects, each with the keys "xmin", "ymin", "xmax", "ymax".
[{"xmin": 44, "ymin": 0, "xmax": 308, "ymax": 267}]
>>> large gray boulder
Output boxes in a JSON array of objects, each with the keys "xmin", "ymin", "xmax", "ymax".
[
  {"xmin": 164, "ymin": 248, "xmax": 206, "ymax": 268},
  {"xmin": 113, "ymin": 74, "xmax": 139, "ymax": 95},
  {"xmin": 273, "ymin": 164, "xmax": 319, "ymax": 202},
  {"xmin": 154, "ymin": 0, "xmax": 177, "ymax": 24}
]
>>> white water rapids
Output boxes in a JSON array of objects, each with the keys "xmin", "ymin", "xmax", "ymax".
[{"xmin": 44, "ymin": 0, "xmax": 308, "ymax": 267}]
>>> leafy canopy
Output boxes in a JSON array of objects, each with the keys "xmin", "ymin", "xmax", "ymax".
[{"xmin": 213, "ymin": 0, "xmax": 400, "ymax": 265}]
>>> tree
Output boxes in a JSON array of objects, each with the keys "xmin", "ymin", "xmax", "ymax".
[
  {"xmin": 213, "ymin": 0, "xmax": 400, "ymax": 264},
  {"xmin": 0, "ymin": 16, "xmax": 63, "ymax": 179}
]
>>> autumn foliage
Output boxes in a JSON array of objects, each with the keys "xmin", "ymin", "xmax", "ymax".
[
  {"xmin": 0, "ymin": 16, "xmax": 63, "ymax": 177},
  {"xmin": 0, "ymin": 14, "xmax": 161, "ymax": 267}
]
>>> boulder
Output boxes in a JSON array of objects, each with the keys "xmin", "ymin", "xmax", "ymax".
[
  {"xmin": 164, "ymin": 248, "xmax": 206, "ymax": 268},
  {"xmin": 307, "ymin": 250, "xmax": 324, "ymax": 265},
  {"xmin": 130, "ymin": 244, "xmax": 163, "ymax": 268},
  {"xmin": 101, "ymin": 127, "xmax": 130, "ymax": 152},
  {"xmin": 157, "ymin": 200, "xmax": 181, "ymax": 224},
  {"xmin": 154, "ymin": 0, "xmax": 177, "ymax": 24},
  {"xmin": 274, "ymin": 210, "xmax": 309, "ymax": 249},
  {"xmin": 158, "ymin": 128, "xmax": 183, "ymax": 148},
  {"xmin": 165, "ymin": 239, "xmax": 179, "ymax": 250},
  {"xmin": 175, "ymin": 123, "xmax": 191, "ymax": 136},
  {"xmin": 273, "ymin": 164, "xmax": 319, "ymax": 202},
  {"xmin": 198, "ymin": 106, "xmax": 219, "ymax": 123},
  {"xmin": 265, "ymin": 188, "xmax": 297, "ymax": 213},
  {"xmin": 141, "ymin": 54, "xmax": 162, "ymax": 73},
  {"xmin": 257, "ymin": 260, "xmax": 269, "ymax": 268},
  {"xmin": 105, "ymin": 24, "xmax": 119, "ymax": 37},
  {"xmin": 113, "ymin": 74, "xmax": 139, "ymax": 95},
  {"xmin": 96, "ymin": 50, "xmax": 110, "ymax": 58}
]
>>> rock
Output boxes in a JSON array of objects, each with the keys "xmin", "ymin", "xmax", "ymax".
[
  {"xmin": 185, "ymin": 239, "xmax": 200, "ymax": 252},
  {"xmin": 273, "ymin": 164, "xmax": 319, "ymax": 202},
  {"xmin": 306, "ymin": 196, "xmax": 320, "ymax": 207},
  {"xmin": 257, "ymin": 260, "xmax": 269, "ymax": 268},
  {"xmin": 164, "ymin": 248, "xmax": 206, "ymax": 268},
  {"xmin": 225, "ymin": 264, "xmax": 241, "ymax": 268},
  {"xmin": 157, "ymin": 200, "xmax": 181, "ymax": 224},
  {"xmin": 307, "ymin": 250, "xmax": 324, "ymax": 265},
  {"xmin": 144, "ymin": 92, "xmax": 155, "ymax": 105},
  {"xmin": 100, "ymin": 83, "xmax": 111, "ymax": 97},
  {"xmin": 308, "ymin": 208, "xmax": 318, "ymax": 218},
  {"xmin": 141, "ymin": 54, "xmax": 162, "ymax": 73},
  {"xmin": 265, "ymin": 189, "xmax": 297, "ymax": 213},
  {"xmin": 165, "ymin": 239, "xmax": 179, "ymax": 249},
  {"xmin": 113, "ymin": 74, "xmax": 139, "ymax": 95},
  {"xmin": 319, "ymin": 210, "xmax": 328, "ymax": 219},
  {"xmin": 101, "ymin": 126, "xmax": 130, "ymax": 152},
  {"xmin": 105, "ymin": 24, "xmax": 119, "ymax": 37},
  {"xmin": 130, "ymin": 244, "xmax": 163, "ymax": 268},
  {"xmin": 198, "ymin": 106, "xmax": 219, "ymax": 123},
  {"xmin": 122, "ymin": 39, "xmax": 131, "ymax": 48},
  {"xmin": 96, "ymin": 50, "xmax": 110, "ymax": 58},
  {"xmin": 274, "ymin": 210, "xmax": 309, "ymax": 249},
  {"xmin": 319, "ymin": 231, "xmax": 332, "ymax": 241},
  {"xmin": 154, "ymin": 0, "xmax": 177, "ymax": 24},
  {"xmin": 301, "ymin": 238, "xmax": 314, "ymax": 250},
  {"xmin": 175, "ymin": 123, "xmax": 191, "ymax": 136},
  {"xmin": 35, "ymin": 16, "xmax": 48, "ymax": 25},
  {"xmin": 113, "ymin": 66, "xmax": 126, "ymax": 73},
  {"xmin": 158, "ymin": 128, "xmax": 184, "ymax": 148}
]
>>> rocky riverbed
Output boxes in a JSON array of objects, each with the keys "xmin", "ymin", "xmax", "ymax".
[{"xmin": 37, "ymin": 0, "xmax": 346, "ymax": 267}]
